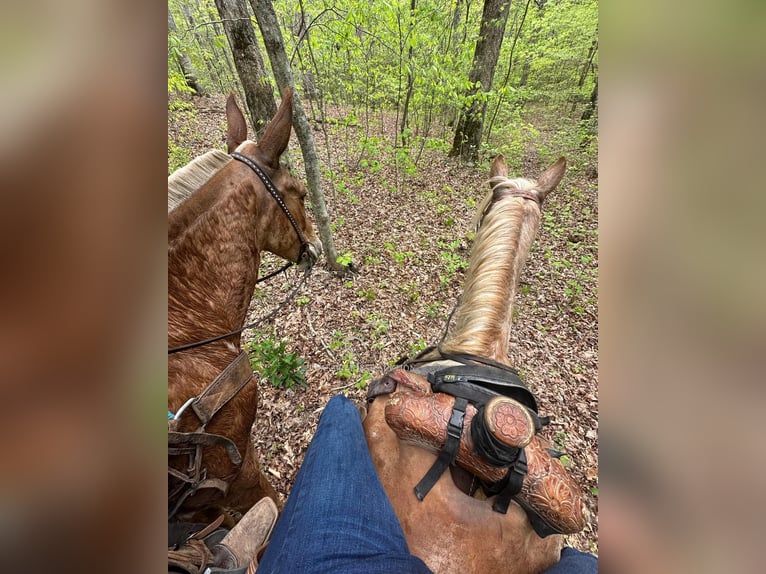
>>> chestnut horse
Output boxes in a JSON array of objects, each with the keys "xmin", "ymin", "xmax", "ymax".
[
  {"xmin": 168, "ymin": 90, "xmax": 322, "ymax": 520},
  {"xmin": 365, "ymin": 155, "xmax": 585, "ymax": 573}
]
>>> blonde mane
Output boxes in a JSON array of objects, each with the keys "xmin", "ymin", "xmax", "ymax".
[
  {"xmin": 168, "ymin": 149, "xmax": 232, "ymax": 212},
  {"xmin": 441, "ymin": 175, "xmax": 543, "ymax": 363}
]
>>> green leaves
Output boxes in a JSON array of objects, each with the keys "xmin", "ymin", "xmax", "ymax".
[{"xmin": 245, "ymin": 332, "xmax": 308, "ymax": 390}]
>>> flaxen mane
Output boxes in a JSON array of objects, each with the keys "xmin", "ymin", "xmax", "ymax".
[
  {"xmin": 168, "ymin": 149, "xmax": 231, "ymax": 212},
  {"xmin": 441, "ymin": 175, "xmax": 544, "ymax": 361}
]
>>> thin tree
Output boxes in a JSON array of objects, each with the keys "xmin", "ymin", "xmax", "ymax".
[
  {"xmin": 449, "ymin": 0, "xmax": 512, "ymax": 162},
  {"xmin": 485, "ymin": 0, "xmax": 533, "ymax": 142},
  {"xmin": 398, "ymin": 0, "xmax": 417, "ymax": 144},
  {"xmin": 168, "ymin": 7, "xmax": 204, "ymax": 95},
  {"xmin": 179, "ymin": 4, "xmax": 227, "ymax": 93},
  {"xmin": 214, "ymin": 0, "xmax": 277, "ymax": 138},
  {"xmin": 580, "ymin": 75, "xmax": 597, "ymax": 123},
  {"xmin": 249, "ymin": 0, "xmax": 345, "ymax": 275},
  {"xmin": 570, "ymin": 32, "xmax": 598, "ymax": 113}
]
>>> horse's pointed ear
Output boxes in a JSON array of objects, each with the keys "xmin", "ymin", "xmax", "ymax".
[
  {"xmin": 258, "ymin": 88, "xmax": 293, "ymax": 169},
  {"xmin": 226, "ymin": 94, "xmax": 248, "ymax": 153},
  {"xmin": 537, "ymin": 157, "xmax": 566, "ymax": 199},
  {"xmin": 490, "ymin": 154, "xmax": 508, "ymax": 179}
]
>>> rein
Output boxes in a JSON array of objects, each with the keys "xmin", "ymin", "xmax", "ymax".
[
  {"xmin": 168, "ymin": 151, "xmax": 314, "ymax": 355},
  {"xmin": 168, "ymin": 266, "xmax": 311, "ymax": 354}
]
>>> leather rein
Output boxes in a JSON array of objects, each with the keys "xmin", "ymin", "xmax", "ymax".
[{"xmin": 168, "ymin": 151, "xmax": 313, "ymax": 355}]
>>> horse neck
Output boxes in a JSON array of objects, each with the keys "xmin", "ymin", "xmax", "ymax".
[
  {"xmin": 168, "ymin": 175, "xmax": 264, "ymax": 347},
  {"xmin": 440, "ymin": 183, "xmax": 542, "ymax": 364}
]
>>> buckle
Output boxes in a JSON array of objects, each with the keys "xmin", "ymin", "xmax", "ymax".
[{"xmin": 447, "ymin": 409, "xmax": 465, "ymax": 441}]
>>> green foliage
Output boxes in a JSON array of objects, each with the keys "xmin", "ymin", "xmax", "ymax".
[
  {"xmin": 356, "ymin": 286, "xmax": 377, "ymax": 301},
  {"xmin": 168, "ymin": 141, "xmax": 192, "ymax": 174},
  {"xmin": 425, "ymin": 301, "xmax": 442, "ymax": 319},
  {"xmin": 437, "ymin": 239, "xmax": 468, "ymax": 289},
  {"xmin": 169, "ymin": 0, "xmax": 598, "ymax": 177},
  {"xmin": 408, "ymin": 337, "xmax": 429, "ymax": 357},
  {"xmin": 245, "ymin": 331, "xmax": 307, "ymax": 389},
  {"xmin": 168, "ymin": 71, "xmax": 195, "ymax": 95},
  {"xmin": 329, "ymin": 330, "xmax": 371, "ymax": 389},
  {"xmin": 384, "ymin": 241, "xmax": 415, "ymax": 266},
  {"xmin": 336, "ymin": 252, "xmax": 354, "ymax": 267}
]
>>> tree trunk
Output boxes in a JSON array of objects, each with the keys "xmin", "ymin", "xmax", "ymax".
[
  {"xmin": 214, "ymin": 0, "xmax": 277, "ymax": 139},
  {"xmin": 570, "ymin": 33, "xmax": 597, "ymax": 112},
  {"xmin": 168, "ymin": 8, "xmax": 204, "ymax": 95},
  {"xmin": 249, "ymin": 0, "xmax": 345, "ymax": 275},
  {"xmin": 578, "ymin": 38, "xmax": 598, "ymax": 88},
  {"xmin": 399, "ymin": 0, "xmax": 417, "ymax": 142},
  {"xmin": 446, "ymin": 0, "xmax": 463, "ymax": 53},
  {"xmin": 485, "ymin": 0, "xmax": 532, "ymax": 142},
  {"xmin": 449, "ymin": 0, "xmax": 511, "ymax": 162},
  {"xmin": 180, "ymin": 4, "xmax": 226, "ymax": 93},
  {"xmin": 580, "ymin": 76, "xmax": 597, "ymax": 123},
  {"xmin": 210, "ymin": 16, "xmax": 244, "ymax": 101}
]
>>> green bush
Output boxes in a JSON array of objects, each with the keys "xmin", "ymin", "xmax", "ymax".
[{"xmin": 245, "ymin": 332, "xmax": 307, "ymax": 389}]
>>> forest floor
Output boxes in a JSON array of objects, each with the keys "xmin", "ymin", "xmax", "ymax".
[{"xmin": 169, "ymin": 93, "xmax": 599, "ymax": 554}]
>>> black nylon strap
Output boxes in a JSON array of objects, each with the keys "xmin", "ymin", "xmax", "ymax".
[
  {"xmin": 428, "ymin": 364, "xmax": 538, "ymax": 412},
  {"xmin": 492, "ymin": 449, "xmax": 528, "ymax": 514},
  {"xmin": 429, "ymin": 380, "xmax": 497, "ymax": 407},
  {"xmin": 414, "ymin": 397, "xmax": 468, "ymax": 501}
]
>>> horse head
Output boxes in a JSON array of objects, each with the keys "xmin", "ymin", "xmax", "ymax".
[{"xmin": 225, "ymin": 89, "xmax": 322, "ymax": 267}]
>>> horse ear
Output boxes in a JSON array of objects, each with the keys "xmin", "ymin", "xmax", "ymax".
[
  {"xmin": 257, "ymin": 88, "xmax": 293, "ymax": 169},
  {"xmin": 490, "ymin": 154, "xmax": 508, "ymax": 179},
  {"xmin": 536, "ymin": 157, "xmax": 566, "ymax": 199},
  {"xmin": 226, "ymin": 94, "xmax": 248, "ymax": 153}
]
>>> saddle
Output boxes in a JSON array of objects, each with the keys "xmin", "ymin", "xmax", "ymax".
[
  {"xmin": 169, "ymin": 350, "xmax": 254, "ymax": 519},
  {"xmin": 368, "ymin": 353, "xmax": 586, "ymax": 537}
]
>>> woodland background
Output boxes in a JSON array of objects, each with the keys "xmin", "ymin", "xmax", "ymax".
[{"xmin": 168, "ymin": 0, "xmax": 598, "ymax": 553}]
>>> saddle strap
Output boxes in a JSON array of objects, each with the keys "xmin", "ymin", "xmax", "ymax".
[
  {"xmin": 168, "ymin": 431, "xmax": 243, "ymax": 466},
  {"xmin": 192, "ymin": 351, "xmax": 253, "ymax": 426},
  {"xmin": 428, "ymin": 363, "xmax": 538, "ymax": 412},
  {"xmin": 168, "ymin": 431, "xmax": 242, "ymax": 520},
  {"xmin": 385, "ymin": 386, "xmax": 586, "ymax": 535},
  {"xmin": 413, "ymin": 397, "xmax": 468, "ymax": 500}
]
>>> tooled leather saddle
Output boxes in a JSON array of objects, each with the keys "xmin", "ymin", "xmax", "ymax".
[{"xmin": 367, "ymin": 350, "xmax": 586, "ymax": 537}]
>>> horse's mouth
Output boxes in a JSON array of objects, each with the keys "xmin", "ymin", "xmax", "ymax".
[{"xmin": 299, "ymin": 241, "xmax": 323, "ymax": 268}]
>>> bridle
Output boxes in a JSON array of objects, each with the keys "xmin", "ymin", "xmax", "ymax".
[
  {"xmin": 230, "ymin": 151, "xmax": 311, "ymax": 262},
  {"xmin": 167, "ymin": 151, "xmax": 315, "ymax": 355}
]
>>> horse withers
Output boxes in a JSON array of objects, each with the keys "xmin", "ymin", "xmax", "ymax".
[{"xmin": 168, "ymin": 89, "xmax": 322, "ymax": 523}]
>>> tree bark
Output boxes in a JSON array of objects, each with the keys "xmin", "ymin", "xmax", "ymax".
[
  {"xmin": 446, "ymin": 0, "xmax": 463, "ymax": 53},
  {"xmin": 168, "ymin": 8, "xmax": 204, "ymax": 95},
  {"xmin": 180, "ymin": 4, "xmax": 226, "ymax": 93},
  {"xmin": 580, "ymin": 76, "xmax": 597, "ymax": 123},
  {"xmin": 485, "ymin": 0, "xmax": 533, "ymax": 142},
  {"xmin": 249, "ymin": 0, "xmax": 345, "ymax": 275},
  {"xmin": 399, "ymin": 0, "xmax": 417, "ymax": 142},
  {"xmin": 449, "ymin": 0, "xmax": 511, "ymax": 162},
  {"xmin": 214, "ymin": 0, "xmax": 277, "ymax": 139}
]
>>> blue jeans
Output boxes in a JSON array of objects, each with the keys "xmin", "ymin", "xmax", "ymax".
[
  {"xmin": 257, "ymin": 395, "xmax": 597, "ymax": 574},
  {"xmin": 544, "ymin": 547, "xmax": 598, "ymax": 573},
  {"xmin": 257, "ymin": 395, "xmax": 432, "ymax": 574}
]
